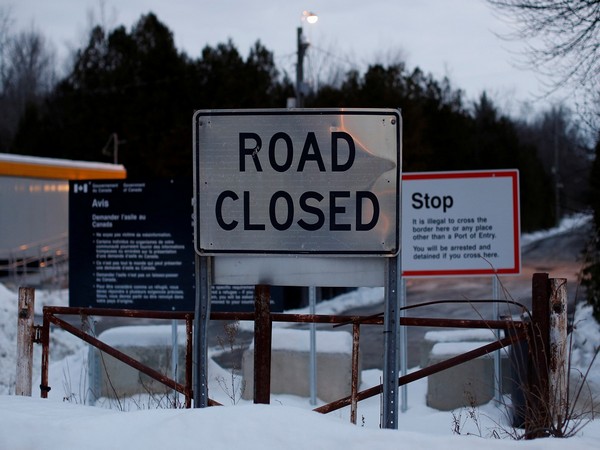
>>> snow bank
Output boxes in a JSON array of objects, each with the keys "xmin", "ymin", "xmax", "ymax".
[
  {"xmin": 247, "ymin": 328, "xmax": 353, "ymax": 353},
  {"xmin": 1, "ymin": 394, "xmax": 600, "ymax": 450},
  {"xmin": 99, "ymin": 325, "xmax": 188, "ymax": 347},
  {"xmin": 520, "ymin": 213, "xmax": 592, "ymax": 246},
  {"xmin": 0, "ymin": 284, "xmax": 18, "ymax": 392}
]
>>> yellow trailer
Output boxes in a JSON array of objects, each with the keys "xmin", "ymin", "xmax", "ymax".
[
  {"xmin": 0, "ymin": 153, "xmax": 126, "ymax": 284},
  {"xmin": 0, "ymin": 153, "xmax": 126, "ymax": 180}
]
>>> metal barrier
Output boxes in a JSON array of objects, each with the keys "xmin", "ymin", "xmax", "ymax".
[
  {"xmin": 208, "ymin": 272, "xmax": 561, "ymax": 439},
  {"xmin": 38, "ymin": 307, "xmax": 194, "ymax": 408},
  {"xmin": 211, "ymin": 308, "xmax": 529, "ymax": 420},
  {"xmin": 27, "ymin": 273, "xmax": 563, "ymax": 438},
  {"xmin": 0, "ymin": 232, "xmax": 68, "ymax": 287}
]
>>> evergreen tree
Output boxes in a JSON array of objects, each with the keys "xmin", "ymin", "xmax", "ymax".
[
  {"xmin": 312, "ymin": 66, "xmax": 555, "ymax": 231},
  {"xmin": 11, "ymin": 13, "xmax": 285, "ymax": 178},
  {"xmin": 8, "ymin": 11, "xmax": 583, "ymax": 233}
]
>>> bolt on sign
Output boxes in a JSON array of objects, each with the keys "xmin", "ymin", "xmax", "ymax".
[{"xmin": 193, "ymin": 109, "xmax": 401, "ymax": 256}]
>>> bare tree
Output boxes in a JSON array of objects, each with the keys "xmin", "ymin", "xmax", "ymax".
[
  {"xmin": 517, "ymin": 105, "xmax": 593, "ymax": 220},
  {"xmin": 0, "ymin": 12, "xmax": 56, "ymax": 150},
  {"xmin": 488, "ymin": 0, "xmax": 599, "ymax": 134},
  {"xmin": 7, "ymin": 29, "xmax": 56, "ymax": 102},
  {"xmin": 0, "ymin": 6, "xmax": 14, "ymax": 94},
  {"xmin": 0, "ymin": 6, "xmax": 17, "ymax": 150}
]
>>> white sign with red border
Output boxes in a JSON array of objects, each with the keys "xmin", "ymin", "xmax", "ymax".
[{"xmin": 401, "ymin": 170, "xmax": 520, "ymax": 277}]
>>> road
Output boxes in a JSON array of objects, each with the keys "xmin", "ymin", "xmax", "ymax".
[{"xmin": 337, "ymin": 216, "xmax": 593, "ymax": 369}]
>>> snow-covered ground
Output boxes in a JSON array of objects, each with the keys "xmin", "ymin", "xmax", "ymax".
[{"xmin": 1, "ymin": 214, "xmax": 599, "ymax": 449}]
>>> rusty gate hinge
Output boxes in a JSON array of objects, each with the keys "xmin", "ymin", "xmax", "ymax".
[{"xmin": 32, "ymin": 325, "xmax": 43, "ymax": 344}]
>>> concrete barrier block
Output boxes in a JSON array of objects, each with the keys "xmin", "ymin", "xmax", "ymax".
[
  {"xmin": 93, "ymin": 325, "xmax": 187, "ymax": 399},
  {"xmin": 420, "ymin": 329, "xmax": 504, "ymax": 368},
  {"xmin": 242, "ymin": 329, "xmax": 359, "ymax": 403},
  {"xmin": 426, "ymin": 342, "xmax": 495, "ymax": 410},
  {"xmin": 426, "ymin": 340, "xmax": 511, "ymax": 411}
]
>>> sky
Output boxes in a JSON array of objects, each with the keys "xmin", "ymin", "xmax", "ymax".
[{"xmin": 6, "ymin": 0, "xmax": 569, "ymax": 116}]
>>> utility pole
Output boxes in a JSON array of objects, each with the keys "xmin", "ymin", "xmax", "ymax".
[
  {"xmin": 102, "ymin": 132, "xmax": 121, "ymax": 164},
  {"xmin": 295, "ymin": 12, "xmax": 318, "ymax": 108},
  {"xmin": 296, "ymin": 27, "xmax": 309, "ymax": 108},
  {"xmin": 553, "ymin": 115, "xmax": 561, "ymax": 226}
]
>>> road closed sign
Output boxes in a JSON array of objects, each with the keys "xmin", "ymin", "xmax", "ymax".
[
  {"xmin": 401, "ymin": 170, "xmax": 520, "ymax": 276},
  {"xmin": 193, "ymin": 109, "xmax": 401, "ymax": 255}
]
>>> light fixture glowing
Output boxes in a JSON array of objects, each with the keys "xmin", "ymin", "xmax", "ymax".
[{"xmin": 303, "ymin": 11, "xmax": 318, "ymax": 24}]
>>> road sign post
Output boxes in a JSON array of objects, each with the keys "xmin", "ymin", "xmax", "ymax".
[
  {"xmin": 193, "ymin": 108, "xmax": 402, "ymax": 427},
  {"xmin": 401, "ymin": 170, "xmax": 521, "ymax": 407}
]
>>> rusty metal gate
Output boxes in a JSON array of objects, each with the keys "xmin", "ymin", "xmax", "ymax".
[
  {"xmin": 37, "ymin": 308, "xmax": 195, "ymax": 408},
  {"xmin": 24, "ymin": 273, "xmax": 563, "ymax": 439}
]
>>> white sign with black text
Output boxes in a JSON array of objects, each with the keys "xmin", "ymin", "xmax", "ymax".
[
  {"xmin": 193, "ymin": 109, "xmax": 401, "ymax": 256},
  {"xmin": 401, "ymin": 170, "xmax": 521, "ymax": 277}
]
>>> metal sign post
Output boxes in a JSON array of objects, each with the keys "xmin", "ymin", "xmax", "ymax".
[
  {"xmin": 382, "ymin": 256, "xmax": 401, "ymax": 428},
  {"xmin": 193, "ymin": 108, "xmax": 402, "ymax": 426},
  {"xmin": 400, "ymin": 276, "xmax": 408, "ymax": 413},
  {"xmin": 493, "ymin": 276, "xmax": 502, "ymax": 403},
  {"xmin": 171, "ymin": 318, "xmax": 179, "ymax": 403},
  {"xmin": 309, "ymin": 286, "xmax": 317, "ymax": 406},
  {"xmin": 193, "ymin": 254, "xmax": 211, "ymax": 408}
]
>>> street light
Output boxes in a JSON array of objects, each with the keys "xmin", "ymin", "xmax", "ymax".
[
  {"xmin": 296, "ymin": 11, "xmax": 318, "ymax": 108},
  {"xmin": 303, "ymin": 10, "xmax": 318, "ymax": 24}
]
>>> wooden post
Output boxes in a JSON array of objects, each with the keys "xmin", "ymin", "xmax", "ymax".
[
  {"xmin": 526, "ymin": 273, "xmax": 551, "ymax": 438},
  {"xmin": 549, "ymin": 278, "xmax": 568, "ymax": 430},
  {"xmin": 254, "ymin": 285, "xmax": 272, "ymax": 404},
  {"xmin": 40, "ymin": 310, "xmax": 51, "ymax": 398},
  {"xmin": 350, "ymin": 322, "xmax": 360, "ymax": 425},
  {"xmin": 16, "ymin": 287, "xmax": 35, "ymax": 396}
]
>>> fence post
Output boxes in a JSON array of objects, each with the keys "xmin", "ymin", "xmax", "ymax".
[
  {"xmin": 526, "ymin": 273, "xmax": 551, "ymax": 438},
  {"xmin": 254, "ymin": 284, "xmax": 272, "ymax": 404},
  {"xmin": 350, "ymin": 322, "xmax": 360, "ymax": 425},
  {"xmin": 16, "ymin": 287, "xmax": 35, "ymax": 396},
  {"xmin": 549, "ymin": 278, "xmax": 568, "ymax": 430},
  {"xmin": 40, "ymin": 309, "xmax": 51, "ymax": 398}
]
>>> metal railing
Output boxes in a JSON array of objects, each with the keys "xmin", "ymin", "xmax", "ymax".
[
  {"xmin": 0, "ymin": 232, "xmax": 69, "ymax": 287},
  {"xmin": 37, "ymin": 304, "xmax": 528, "ymax": 419},
  {"xmin": 31, "ymin": 273, "xmax": 563, "ymax": 438},
  {"xmin": 210, "ymin": 308, "xmax": 529, "ymax": 421},
  {"xmin": 39, "ymin": 306, "xmax": 194, "ymax": 408}
]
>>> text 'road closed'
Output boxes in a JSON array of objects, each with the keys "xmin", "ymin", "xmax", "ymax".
[{"xmin": 194, "ymin": 109, "xmax": 400, "ymax": 255}]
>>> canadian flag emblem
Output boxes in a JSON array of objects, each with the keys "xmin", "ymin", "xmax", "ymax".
[{"xmin": 73, "ymin": 183, "xmax": 88, "ymax": 194}]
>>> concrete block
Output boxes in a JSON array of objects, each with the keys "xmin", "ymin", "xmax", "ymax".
[
  {"xmin": 423, "ymin": 329, "xmax": 515, "ymax": 411},
  {"xmin": 426, "ymin": 342, "xmax": 496, "ymax": 410},
  {"xmin": 92, "ymin": 325, "xmax": 187, "ymax": 399},
  {"xmin": 241, "ymin": 329, "xmax": 359, "ymax": 403},
  {"xmin": 420, "ymin": 329, "xmax": 504, "ymax": 368}
]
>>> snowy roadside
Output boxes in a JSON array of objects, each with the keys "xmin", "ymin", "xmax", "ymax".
[{"xmin": 0, "ymin": 213, "xmax": 598, "ymax": 447}]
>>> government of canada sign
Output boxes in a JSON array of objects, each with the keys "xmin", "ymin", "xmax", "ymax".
[{"xmin": 193, "ymin": 109, "xmax": 401, "ymax": 255}]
